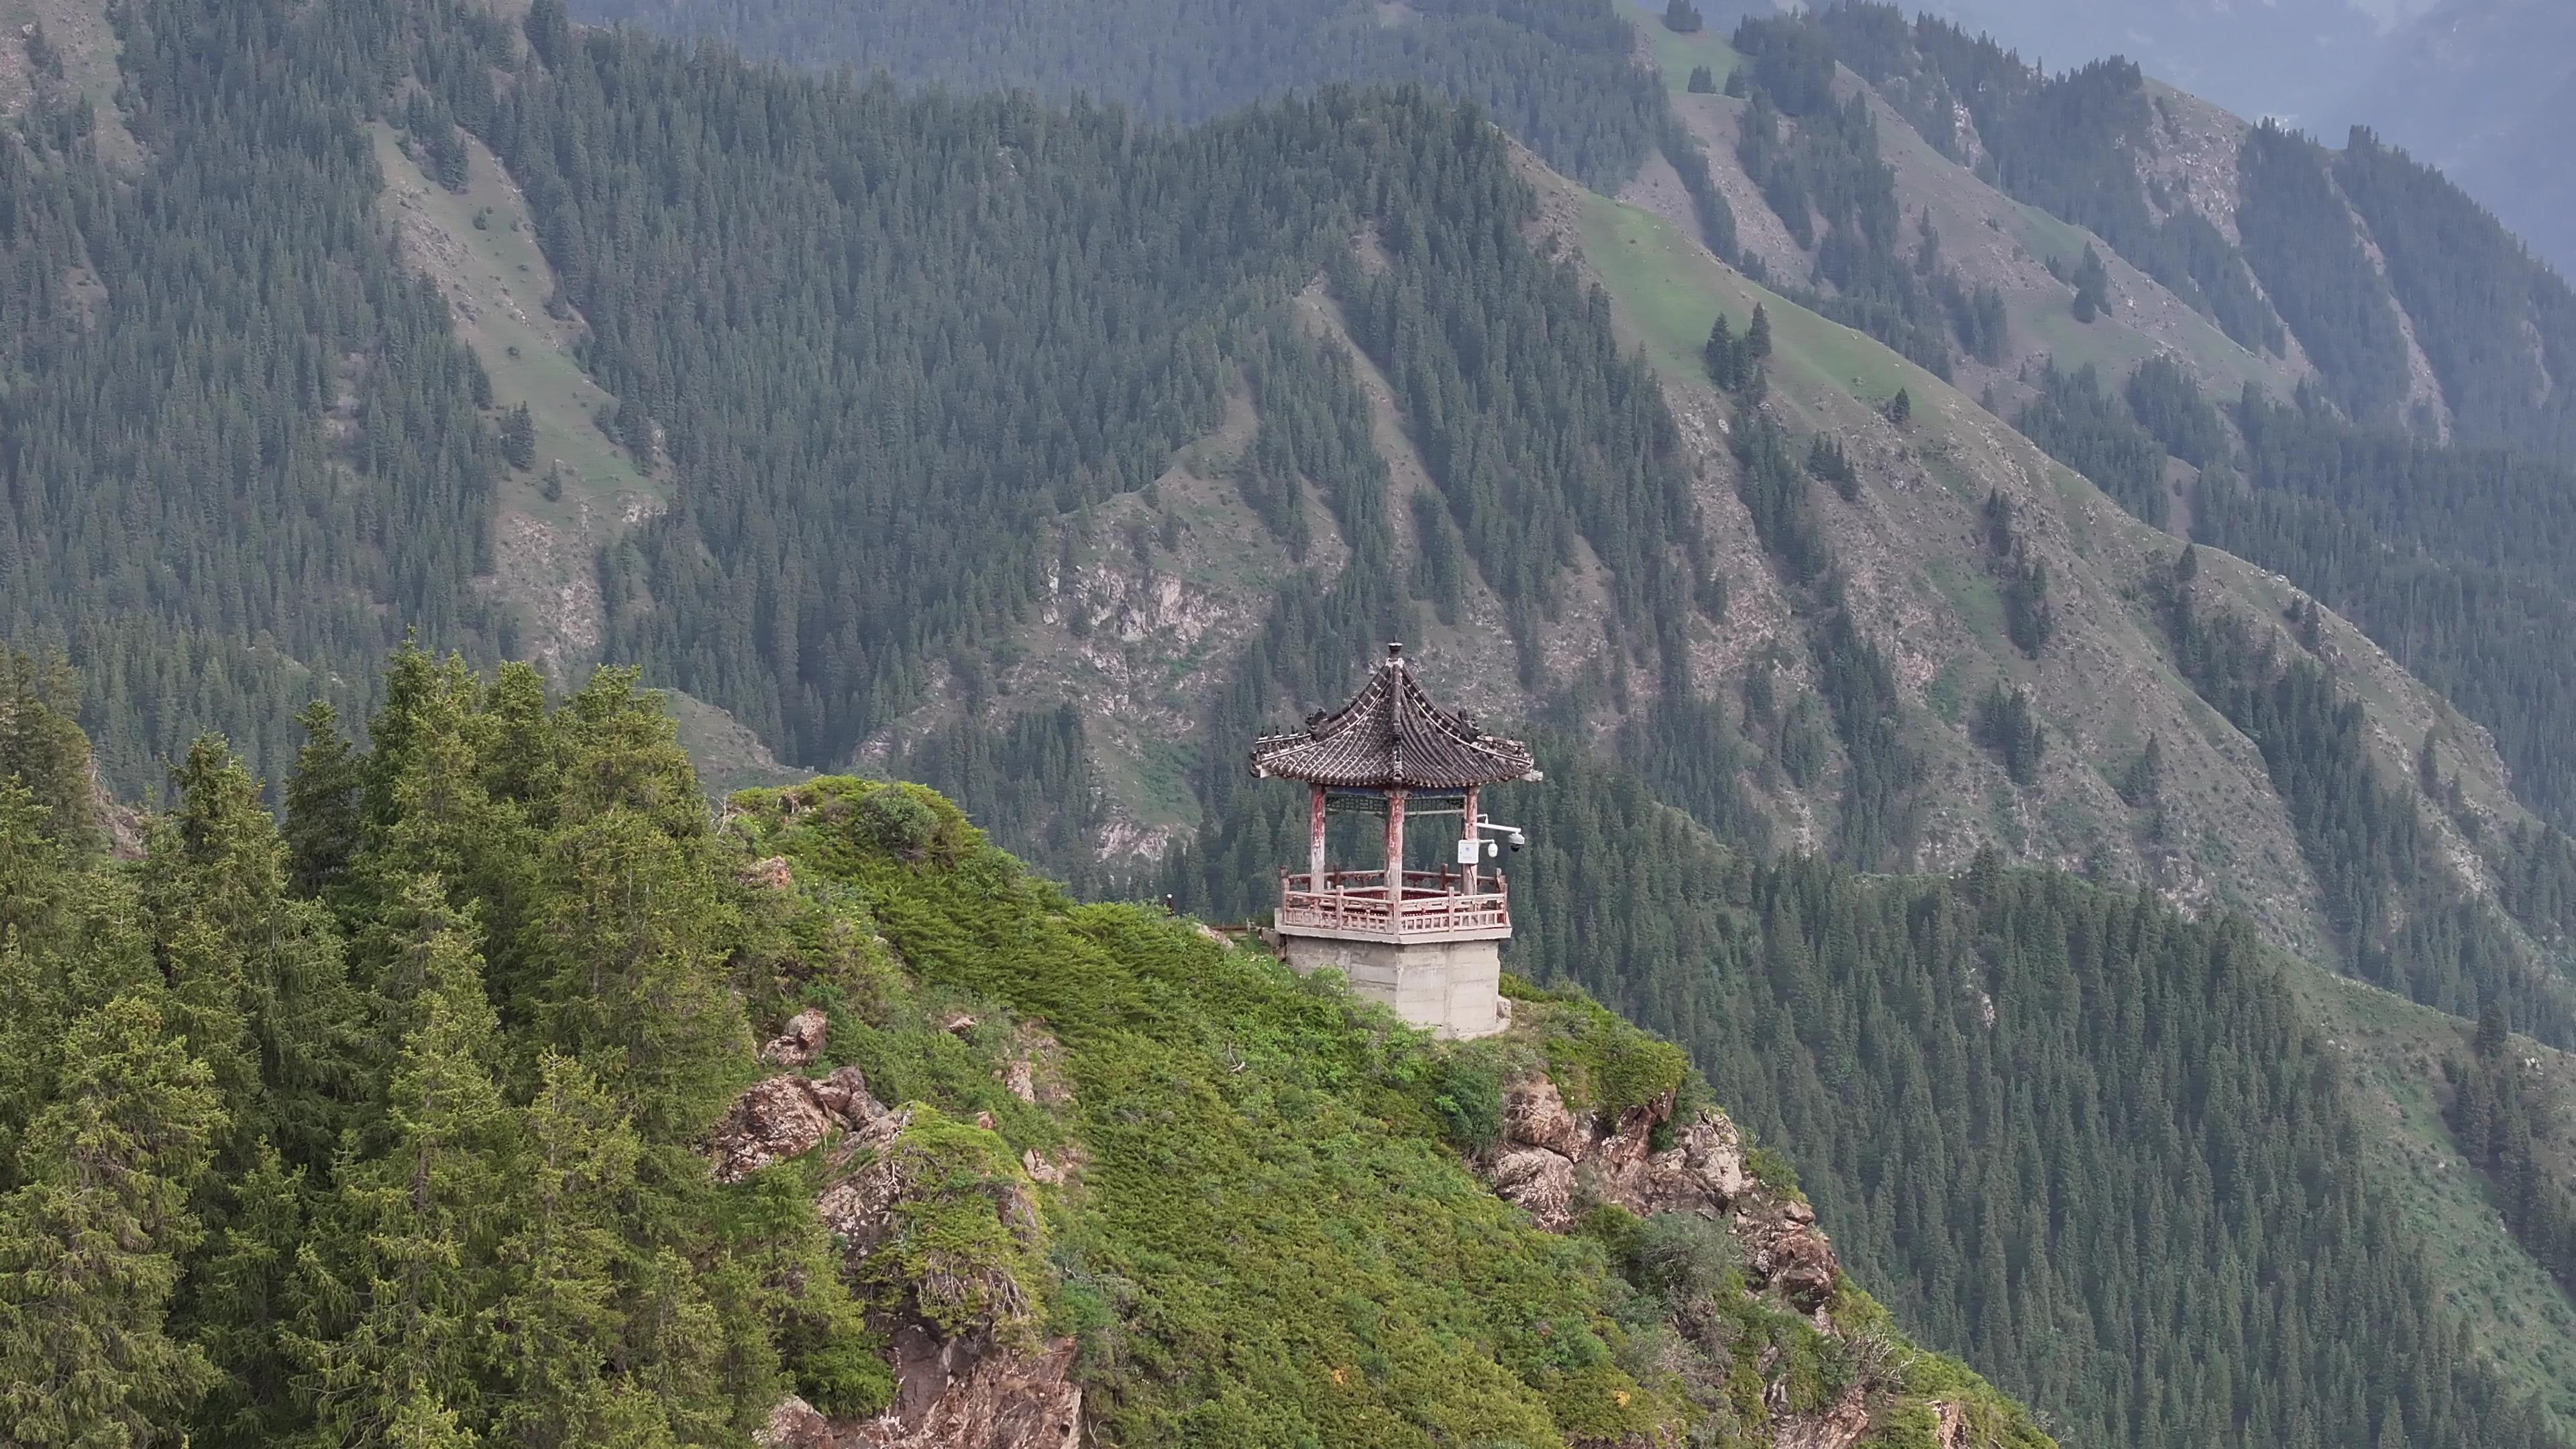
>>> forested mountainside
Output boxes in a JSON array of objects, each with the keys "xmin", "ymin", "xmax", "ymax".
[
  {"xmin": 1891, "ymin": 0, "xmax": 2576, "ymax": 278},
  {"xmin": 563, "ymin": 0, "xmax": 1705, "ymax": 201},
  {"xmin": 2341, "ymin": 0, "xmax": 2576, "ymax": 281},
  {"xmin": 11, "ymin": 0, "xmax": 2576, "ymax": 1443},
  {"xmin": 0, "ymin": 654, "xmax": 2064, "ymax": 1448},
  {"xmin": 1886, "ymin": 0, "xmax": 2420, "ymax": 133}
]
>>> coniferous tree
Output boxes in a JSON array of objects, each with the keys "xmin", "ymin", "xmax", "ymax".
[
  {"xmin": 284, "ymin": 703, "xmax": 365, "ymax": 900},
  {"xmin": 0, "ymin": 994, "xmax": 227, "ymax": 1446},
  {"xmin": 2071, "ymin": 244, "xmax": 2110, "ymax": 322},
  {"xmin": 498, "ymin": 405, "xmax": 536, "ymax": 471},
  {"xmin": 288, "ymin": 915, "xmax": 511, "ymax": 1448},
  {"xmin": 1972, "ymin": 683, "xmax": 2044, "ymax": 784}
]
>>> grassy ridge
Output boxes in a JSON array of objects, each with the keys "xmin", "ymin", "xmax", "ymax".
[{"xmin": 727, "ymin": 775, "xmax": 2051, "ymax": 1446}]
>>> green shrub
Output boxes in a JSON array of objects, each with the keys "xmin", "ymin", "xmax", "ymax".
[
  {"xmin": 857, "ymin": 785, "xmax": 941, "ymax": 858},
  {"xmin": 1437, "ymin": 1055, "xmax": 1505, "ymax": 1151},
  {"xmin": 1632, "ymin": 1212, "xmax": 1742, "ymax": 1304},
  {"xmin": 1744, "ymin": 1144, "xmax": 1801, "ymax": 1195}
]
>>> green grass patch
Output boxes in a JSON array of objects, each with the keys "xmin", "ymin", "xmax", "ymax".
[
  {"xmin": 1570, "ymin": 189, "xmax": 1914, "ymax": 414},
  {"xmin": 2298, "ymin": 969, "xmax": 2576, "ymax": 1434},
  {"xmin": 731, "ymin": 777, "xmax": 1680, "ymax": 1446},
  {"xmin": 1635, "ymin": 18, "xmax": 1743, "ymax": 95},
  {"xmin": 369, "ymin": 122, "xmax": 657, "ymax": 528}
]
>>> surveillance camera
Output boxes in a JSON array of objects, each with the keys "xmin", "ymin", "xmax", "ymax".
[{"xmin": 1509, "ymin": 830, "xmax": 1526, "ymax": 851}]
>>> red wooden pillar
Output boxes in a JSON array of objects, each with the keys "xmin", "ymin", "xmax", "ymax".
[
  {"xmin": 1384, "ymin": 789, "xmax": 1407, "ymax": 904},
  {"xmin": 1462, "ymin": 785, "xmax": 1480, "ymax": 897},
  {"xmin": 1308, "ymin": 784, "xmax": 1328, "ymax": 890}
]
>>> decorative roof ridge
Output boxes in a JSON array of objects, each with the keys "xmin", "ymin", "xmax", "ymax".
[{"xmin": 1246, "ymin": 643, "xmax": 1538, "ymax": 790}]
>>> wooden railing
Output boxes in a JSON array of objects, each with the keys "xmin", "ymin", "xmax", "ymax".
[{"xmin": 1275, "ymin": 869, "xmax": 1510, "ymax": 938}]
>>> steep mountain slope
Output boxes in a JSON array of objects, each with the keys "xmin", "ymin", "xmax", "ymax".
[
  {"xmin": 5, "ymin": 1, "xmax": 2576, "ymax": 1445},
  {"xmin": 2342, "ymin": 0, "xmax": 2576, "ymax": 278},
  {"xmin": 1904, "ymin": 0, "xmax": 2576, "ymax": 277},
  {"xmin": 562, "ymin": 0, "xmax": 1682, "ymax": 196},
  {"xmin": 0, "ymin": 655, "xmax": 2060, "ymax": 1449},
  {"xmin": 1900, "ymin": 0, "xmax": 2424, "ymax": 129}
]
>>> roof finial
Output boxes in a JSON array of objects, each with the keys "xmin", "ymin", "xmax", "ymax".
[{"xmin": 1385, "ymin": 641, "xmax": 1404, "ymax": 665}]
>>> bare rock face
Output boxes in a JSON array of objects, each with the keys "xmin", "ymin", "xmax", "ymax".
[
  {"xmin": 1638, "ymin": 1108, "xmax": 1756, "ymax": 1217},
  {"xmin": 741, "ymin": 855, "xmax": 795, "ymax": 891},
  {"xmin": 1488, "ymin": 1147, "xmax": 1580, "ymax": 1231},
  {"xmin": 710, "ymin": 1067, "xmax": 887, "ymax": 1183},
  {"xmin": 1743, "ymin": 1199, "xmax": 1839, "ymax": 1313},
  {"xmin": 763, "ymin": 1007, "xmax": 830, "ymax": 1067},
  {"xmin": 1487, "ymin": 1077, "xmax": 1721, "ymax": 1230},
  {"xmin": 754, "ymin": 1396, "xmax": 835, "ymax": 1449},
  {"xmin": 1771, "ymin": 1385, "xmax": 1871, "ymax": 1449},
  {"xmin": 718, "ymin": 1063, "xmax": 1082, "ymax": 1448},
  {"xmin": 852, "ymin": 1329, "xmax": 1082, "ymax": 1449},
  {"xmin": 1501, "ymin": 1077, "xmax": 1587, "ymax": 1159},
  {"xmin": 811, "ymin": 1107, "xmax": 919, "ymax": 1253},
  {"xmin": 758, "ymin": 1334, "xmax": 1083, "ymax": 1449},
  {"xmin": 1479, "ymin": 1075, "xmax": 1841, "ymax": 1317},
  {"xmin": 1931, "ymin": 1399, "xmax": 1968, "ymax": 1449}
]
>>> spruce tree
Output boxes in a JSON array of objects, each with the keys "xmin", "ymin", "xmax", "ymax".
[
  {"xmin": 288, "ymin": 924, "xmax": 511, "ymax": 1448},
  {"xmin": 284, "ymin": 702, "xmax": 365, "ymax": 898},
  {"xmin": 0, "ymin": 994, "xmax": 227, "ymax": 1445},
  {"xmin": 499, "ymin": 405, "xmax": 536, "ymax": 470},
  {"xmin": 2072, "ymin": 244, "xmax": 2110, "ymax": 323},
  {"xmin": 182, "ymin": 1148, "xmax": 309, "ymax": 1449},
  {"xmin": 485, "ymin": 1053, "xmax": 642, "ymax": 1446},
  {"xmin": 1705, "ymin": 313, "xmax": 1742, "ymax": 390}
]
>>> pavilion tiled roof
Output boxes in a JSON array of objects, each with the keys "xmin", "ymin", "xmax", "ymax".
[{"xmin": 1248, "ymin": 644, "xmax": 1539, "ymax": 791}]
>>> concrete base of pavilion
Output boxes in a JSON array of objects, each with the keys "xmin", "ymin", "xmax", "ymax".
[{"xmin": 1275, "ymin": 932, "xmax": 1509, "ymax": 1040}]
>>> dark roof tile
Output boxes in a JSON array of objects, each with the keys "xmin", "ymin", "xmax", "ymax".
[{"xmin": 1247, "ymin": 645, "xmax": 1538, "ymax": 790}]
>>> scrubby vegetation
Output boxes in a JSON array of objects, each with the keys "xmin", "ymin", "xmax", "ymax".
[{"xmin": 0, "ymin": 653, "xmax": 2051, "ymax": 1447}]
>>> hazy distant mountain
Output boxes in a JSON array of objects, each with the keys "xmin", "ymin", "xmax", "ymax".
[
  {"xmin": 1871, "ymin": 0, "xmax": 2571, "ymax": 272},
  {"xmin": 2339, "ymin": 0, "xmax": 2576, "ymax": 276},
  {"xmin": 1899, "ymin": 0, "xmax": 2430, "ymax": 124}
]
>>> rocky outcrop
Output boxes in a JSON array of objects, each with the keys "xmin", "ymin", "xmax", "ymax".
[
  {"xmin": 710, "ymin": 1066, "xmax": 884, "ymax": 1183},
  {"xmin": 1742, "ymin": 1197, "xmax": 1839, "ymax": 1313},
  {"xmin": 1770, "ymin": 1385, "xmax": 1870, "ymax": 1449},
  {"xmin": 1481, "ymin": 1077, "xmax": 1841, "ymax": 1315},
  {"xmin": 853, "ymin": 1329, "xmax": 1081, "ymax": 1449},
  {"xmin": 762, "ymin": 1007, "xmax": 830, "ymax": 1067},
  {"xmin": 1487, "ymin": 1078, "xmax": 1668, "ymax": 1230},
  {"xmin": 753, "ymin": 1348, "xmax": 1082, "ymax": 1449},
  {"xmin": 711, "ymin": 1069, "xmax": 1081, "ymax": 1448}
]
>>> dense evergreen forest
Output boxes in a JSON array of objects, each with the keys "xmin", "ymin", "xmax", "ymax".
[
  {"xmin": 15, "ymin": 0, "xmax": 2576, "ymax": 1441},
  {"xmin": 436, "ymin": 0, "xmax": 1717, "ymax": 777},
  {"xmin": 1998, "ymin": 346, "xmax": 2576, "ymax": 1032},
  {"xmin": 2447, "ymin": 1006, "xmax": 2576, "ymax": 1305},
  {"xmin": 568, "ymin": 0, "xmax": 1674, "ymax": 196},
  {"xmin": 1499, "ymin": 749, "xmax": 2562, "ymax": 1449},
  {"xmin": 0, "ymin": 0, "xmax": 1723, "ymax": 799},
  {"xmin": 0, "ymin": 652, "xmax": 2073, "ymax": 1448},
  {"xmin": 1809, "ymin": 2, "xmax": 2286, "ymax": 356},
  {"xmin": 1803, "ymin": 1, "xmax": 2576, "ymax": 455},
  {"xmin": 0, "ymin": 0, "xmax": 518, "ymax": 798}
]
